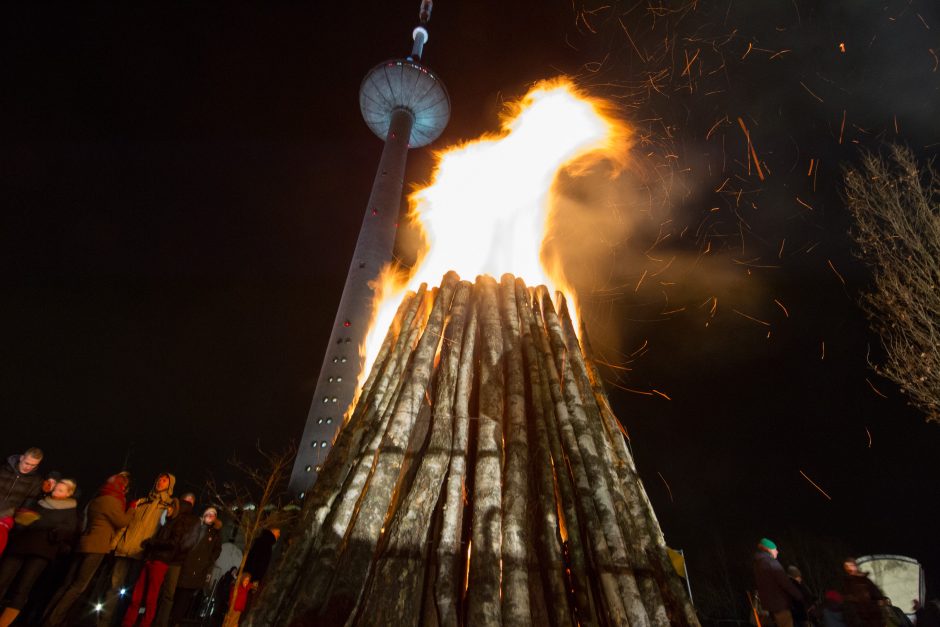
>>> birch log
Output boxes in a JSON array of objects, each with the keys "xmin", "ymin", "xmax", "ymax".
[
  {"xmin": 354, "ymin": 280, "xmax": 472, "ymax": 626},
  {"xmin": 466, "ymin": 275, "xmax": 504, "ymax": 627},
  {"xmin": 498, "ymin": 275, "xmax": 531, "ymax": 626},
  {"xmin": 434, "ymin": 288, "xmax": 479, "ymax": 626},
  {"xmin": 313, "ymin": 274, "xmax": 457, "ymax": 624}
]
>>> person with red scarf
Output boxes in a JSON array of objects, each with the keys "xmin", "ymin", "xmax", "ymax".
[{"xmin": 43, "ymin": 472, "xmax": 133, "ymax": 627}]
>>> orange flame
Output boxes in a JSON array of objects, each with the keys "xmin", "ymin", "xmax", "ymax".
[{"xmin": 362, "ymin": 78, "xmax": 630, "ymax": 380}]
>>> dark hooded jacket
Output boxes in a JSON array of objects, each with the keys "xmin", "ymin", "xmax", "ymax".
[
  {"xmin": 114, "ymin": 473, "xmax": 178, "ymax": 559},
  {"xmin": 6, "ymin": 497, "xmax": 79, "ymax": 560},
  {"xmin": 144, "ymin": 500, "xmax": 201, "ymax": 565},
  {"xmin": 0, "ymin": 455, "xmax": 43, "ymax": 518},
  {"xmin": 842, "ymin": 572, "xmax": 885, "ymax": 627},
  {"xmin": 753, "ymin": 549, "xmax": 803, "ymax": 613},
  {"xmin": 178, "ymin": 516, "xmax": 222, "ymax": 589},
  {"xmin": 244, "ymin": 529, "xmax": 277, "ymax": 581}
]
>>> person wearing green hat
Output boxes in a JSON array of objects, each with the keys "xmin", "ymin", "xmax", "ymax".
[{"xmin": 753, "ymin": 537, "xmax": 803, "ymax": 627}]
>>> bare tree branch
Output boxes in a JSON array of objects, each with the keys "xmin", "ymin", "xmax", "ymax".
[
  {"xmin": 845, "ymin": 145, "xmax": 940, "ymax": 423},
  {"xmin": 209, "ymin": 442, "xmax": 298, "ymax": 623}
]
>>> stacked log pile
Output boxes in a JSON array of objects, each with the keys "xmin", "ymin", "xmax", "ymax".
[{"xmin": 247, "ymin": 272, "xmax": 700, "ymax": 627}]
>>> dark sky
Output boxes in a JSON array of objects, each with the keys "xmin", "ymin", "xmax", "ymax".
[{"xmin": 2, "ymin": 0, "xmax": 938, "ymax": 615}]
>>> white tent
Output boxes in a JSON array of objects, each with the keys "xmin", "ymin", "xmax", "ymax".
[{"xmin": 857, "ymin": 554, "xmax": 925, "ymax": 617}]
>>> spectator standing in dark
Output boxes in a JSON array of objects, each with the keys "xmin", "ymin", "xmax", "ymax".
[
  {"xmin": 753, "ymin": 537, "xmax": 803, "ymax": 627},
  {"xmin": 153, "ymin": 493, "xmax": 200, "ymax": 627},
  {"xmin": 822, "ymin": 590, "xmax": 848, "ymax": 627},
  {"xmin": 221, "ymin": 572, "xmax": 251, "ymax": 627},
  {"xmin": 101, "ymin": 473, "xmax": 178, "ymax": 626},
  {"xmin": 0, "ymin": 448, "xmax": 44, "ymax": 557},
  {"xmin": 210, "ymin": 568, "xmax": 238, "ymax": 627},
  {"xmin": 43, "ymin": 472, "xmax": 133, "ymax": 627},
  {"xmin": 842, "ymin": 558, "xmax": 885, "ymax": 627},
  {"xmin": 0, "ymin": 478, "xmax": 78, "ymax": 627},
  {"xmin": 170, "ymin": 507, "xmax": 222, "ymax": 624},
  {"xmin": 787, "ymin": 565, "xmax": 817, "ymax": 627},
  {"xmin": 882, "ymin": 597, "xmax": 912, "ymax": 627},
  {"xmin": 243, "ymin": 527, "xmax": 279, "ymax": 587},
  {"xmin": 121, "ymin": 493, "xmax": 199, "ymax": 627}
]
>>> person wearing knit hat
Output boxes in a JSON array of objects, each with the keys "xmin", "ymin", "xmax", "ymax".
[
  {"xmin": 169, "ymin": 506, "xmax": 222, "ymax": 623},
  {"xmin": 753, "ymin": 537, "xmax": 804, "ymax": 627},
  {"xmin": 787, "ymin": 564, "xmax": 817, "ymax": 626}
]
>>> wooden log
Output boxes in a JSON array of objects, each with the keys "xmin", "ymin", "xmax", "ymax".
[
  {"xmin": 466, "ymin": 275, "xmax": 504, "ymax": 627},
  {"xmin": 314, "ymin": 273, "xmax": 458, "ymax": 625},
  {"xmin": 577, "ymin": 323, "xmax": 700, "ymax": 627},
  {"xmin": 498, "ymin": 274, "xmax": 532, "ymax": 626},
  {"xmin": 555, "ymin": 299, "xmax": 668, "ymax": 625},
  {"xmin": 539, "ymin": 289, "xmax": 651, "ymax": 627},
  {"xmin": 514, "ymin": 280, "xmax": 576, "ymax": 627},
  {"xmin": 247, "ymin": 290, "xmax": 419, "ymax": 626},
  {"xmin": 530, "ymin": 290, "xmax": 630, "ymax": 627},
  {"xmin": 434, "ymin": 286, "xmax": 480, "ymax": 627},
  {"xmin": 283, "ymin": 286, "xmax": 434, "ymax": 622},
  {"xmin": 354, "ymin": 280, "xmax": 472, "ymax": 626},
  {"xmin": 526, "ymin": 294, "xmax": 601, "ymax": 627}
]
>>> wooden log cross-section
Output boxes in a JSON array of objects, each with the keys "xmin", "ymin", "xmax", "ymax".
[{"xmin": 246, "ymin": 272, "xmax": 700, "ymax": 627}]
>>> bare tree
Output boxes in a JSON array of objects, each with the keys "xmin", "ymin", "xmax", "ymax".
[
  {"xmin": 207, "ymin": 442, "xmax": 298, "ymax": 625},
  {"xmin": 845, "ymin": 145, "xmax": 940, "ymax": 423}
]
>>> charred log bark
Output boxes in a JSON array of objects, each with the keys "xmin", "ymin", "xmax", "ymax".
[{"xmin": 246, "ymin": 274, "xmax": 700, "ymax": 627}]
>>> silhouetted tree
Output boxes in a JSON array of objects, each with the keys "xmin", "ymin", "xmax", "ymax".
[
  {"xmin": 845, "ymin": 145, "xmax": 940, "ymax": 423},
  {"xmin": 207, "ymin": 442, "xmax": 297, "ymax": 624}
]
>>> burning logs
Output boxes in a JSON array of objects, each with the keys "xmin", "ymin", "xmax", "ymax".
[{"xmin": 247, "ymin": 273, "xmax": 699, "ymax": 627}]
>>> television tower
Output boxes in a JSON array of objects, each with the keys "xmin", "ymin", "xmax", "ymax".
[{"xmin": 289, "ymin": 2, "xmax": 449, "ymax": 496}]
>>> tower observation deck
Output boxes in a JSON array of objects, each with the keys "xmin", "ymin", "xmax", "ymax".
[{"xmin": 289, "ymin": 14, "xmax": 449, "ymax": 496}]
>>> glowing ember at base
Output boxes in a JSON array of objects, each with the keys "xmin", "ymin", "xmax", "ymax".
[{"xmin": 248, "ymin": 272, "xmax": 699, "ymax": 627}]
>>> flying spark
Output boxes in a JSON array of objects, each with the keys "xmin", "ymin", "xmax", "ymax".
[{"xmin": 799, "ymin": 470, "xmax": 832, "ymax": 500}]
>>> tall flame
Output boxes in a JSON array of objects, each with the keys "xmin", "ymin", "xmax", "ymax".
[{"xmin": 362, "ymin": 78, "xmax": 629, "ymax": 382}]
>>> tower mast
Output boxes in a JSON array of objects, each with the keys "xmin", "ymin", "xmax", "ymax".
[{"xmin": 289, "ymin": 3, "xmax": 449, "ymax": 496}]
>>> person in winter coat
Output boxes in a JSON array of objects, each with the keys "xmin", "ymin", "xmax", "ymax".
[
  {"xmin": 0, "ymin": 448, "xmax": 44, "ymax": 557},
  {"xmin": 822, "ymin": 590, "xmax": 848, "ymax": 627},
  {"xmin": 221, "ymin": 573, "xmax": 252, "ymax": 627},
  {"xmin": 842, "ymin": 558, "xmax": 885, "ymax": 627},
  {"xmin": 121, "ymin": 493, "xmax": 199, "ymax": 627},
  {"xmin": 101, "ymin": 472, "xmax": 178, "ymax": 626},
  {"xmin": 883, "ymin": 597, "xmax": 913, "ymax": 627},
  {"xmin": 787, "ymin": 565, "xmax": 817, "ymax": 627},
  {"xmin": 43, "ymin": 472, "xmax": 133, "ymax": 627},
  {"xmin": 152, "ymin": 494, "xmax": 200, "ymax": 627},
  {"xmin": 243, "ymin": 528, "xmax": 279, "ymax": 585},
  {"xmin": 0, "ymin": 479, "xmax": 78, "ymax": 627},
  {"xmin": 753, "ymin": 537, "xmax": 803, "ymax": 627},
  {"xmin": 169, "ymin": 507, "xmax": 222, "ymax": 625}
]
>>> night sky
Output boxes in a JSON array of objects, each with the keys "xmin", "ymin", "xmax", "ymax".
[{"xmin": 3, "ymin": 0, "xmax": 938, "ymax": 617}]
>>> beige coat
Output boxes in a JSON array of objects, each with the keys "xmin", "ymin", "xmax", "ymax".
[{"xmin": 113, "ymin": 474, "xmax": 178, "ymax": 559}]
